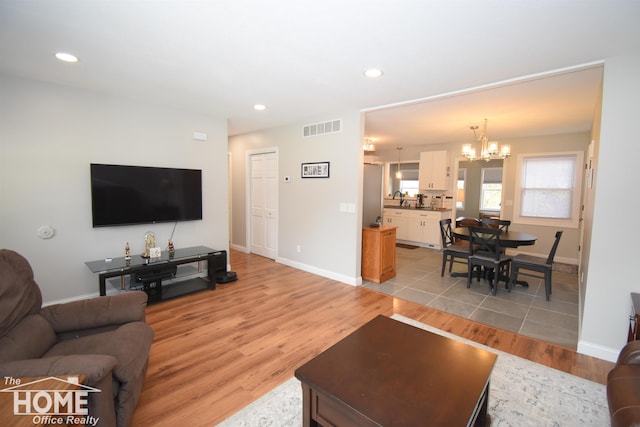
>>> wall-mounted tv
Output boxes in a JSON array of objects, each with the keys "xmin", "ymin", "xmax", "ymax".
[{"xmin": 90, "ymin": 163, "xmax": 203, "ymax": 227}]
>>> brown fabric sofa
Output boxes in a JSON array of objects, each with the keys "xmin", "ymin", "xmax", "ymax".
[
  {"xmin": 0, "ymin": 249, "xmax": 154, "ymax": 427},
  {"xmin": 607, "ymin": 340, "xmax": 640, "ymax": 427}
]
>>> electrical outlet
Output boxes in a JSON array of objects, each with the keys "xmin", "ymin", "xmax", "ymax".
[{"xmin": 296, "ymin": 245, "xmax": 301, "ymax": 253}]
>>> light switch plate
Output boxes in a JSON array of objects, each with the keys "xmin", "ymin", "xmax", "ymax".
[{"xmin": 192, "ymin": 132, "xmax": 208, "ymax": 141}]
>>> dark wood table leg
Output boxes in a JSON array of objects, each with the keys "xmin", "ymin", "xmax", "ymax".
[
  {"xmin": 300, "ymin": 382, "xmax": 318, "ymax": 427},
  {"xmin": 99, "ymin": 274, "xmax": 106, "ymax": 296},
  {"xmin": 512, "ymin": 279, "xmax": 529, "ymax": 287},
  {"xmin": 473, "ymin": 380, "xmax": 491, "ymax": 427}
]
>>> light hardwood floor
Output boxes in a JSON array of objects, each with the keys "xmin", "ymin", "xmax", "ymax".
[{"xmin": 131, "ymin": 249, "xmax": 614, "ymax": 426}]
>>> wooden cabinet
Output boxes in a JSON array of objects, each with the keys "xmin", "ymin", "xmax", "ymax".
[
  {"xmin": 362, "ymin": 226, "xmax": 396, "ymax": 283},
  {"xmin": 383, "ymin": 209, "xmax": 409, "ymax": 240},
  {"xmin": 419, "ymin": 150, "xmax": 450, "ymax": 191}
]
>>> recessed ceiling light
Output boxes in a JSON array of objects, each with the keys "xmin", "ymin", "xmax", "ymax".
[
  {"xmin": 364, "ymin": 69, "xmax": 384, "ymax": 78},
  {"xmin": 254, "ymin": 104, "xmax": 267, "ymax": 111},
  {"xmin": 55, "ymin": 52, "xmax": 79, "ymax": 63}
]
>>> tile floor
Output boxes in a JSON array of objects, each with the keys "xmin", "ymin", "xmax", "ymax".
[{"xmin": 362, "ymin": 246, "xmax": 580, "ymax": 349}]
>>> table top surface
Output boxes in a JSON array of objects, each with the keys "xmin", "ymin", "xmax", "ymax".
[
  {"xmin": 85, "ymin": 245, "xmax": 219, "ymax": 273},
  {"xmin": 453, "ymin": 227, "xmax": 537, "ymax": 247},
  {"xmin": 294, "ymin": 315, "xmax": 497, "ymax": 426}
]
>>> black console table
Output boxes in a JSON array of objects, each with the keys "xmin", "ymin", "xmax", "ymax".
[{"xmin": 85, "ymin": 246, "xmax": 226, "ymax": 302}]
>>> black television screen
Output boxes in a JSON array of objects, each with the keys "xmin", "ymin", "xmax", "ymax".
[{"xmin": 90, "ymin": 163, "xmax": 203, "ymax": 227}]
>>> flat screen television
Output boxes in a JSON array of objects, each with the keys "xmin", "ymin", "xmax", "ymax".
[{"xmin": 90, "ymin": 163, "xmax": 203, "ymax": 227}]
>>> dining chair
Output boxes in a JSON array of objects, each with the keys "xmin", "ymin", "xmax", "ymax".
[
  {"xmin": 439, "ymin": 218, "xmax": 470, "ymax": 276},
  {"xmin": 468, "ymin": 226, "xmax": 512, "ymax": 295},
  {"xmin": 480, "ymin": 218, "xmax": 511, "ymax": 255},
  {"xmin": 455, "ymin": 217, "xmax": 482, "ymax": 228},
  {"xmin": 453, "ymin": 217, "xmax": 481, "ymax": 249},
  {"xmin": 481, "ymin": 218, "xmax": 511, "ymax": 231},
  {"xmin": 509, "ymin": 230, "xmax": 563, "ymax": 301}
]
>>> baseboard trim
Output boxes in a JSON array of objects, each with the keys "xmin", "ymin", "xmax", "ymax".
[
  {"xmin": 577, "ymin": 339, "xmax": 619, "ymax": 363},
  {"xmin": 230, "ymin": 243, "xmax": 249, "ymax": 253},
  {"xmin": 276, "ymin": 256, "xmax": 358, "ymax": 286},
  {"xmin": 42, "ymin": 290, "xmax": 111, "ymax": 307}
]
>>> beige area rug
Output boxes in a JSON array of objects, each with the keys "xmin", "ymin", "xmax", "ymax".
[{"xmin": 217, "ymin": 314, "xmax": 609, "ymax": 426}]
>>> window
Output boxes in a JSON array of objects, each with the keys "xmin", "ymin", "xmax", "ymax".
[
  {"xmin": 388, "ymin": 162, "xmax": 419, "ymax": 196},
  {"xmin": 399, "ymin": 179, "xmax": 420, "ymax": 197},
  {"xmin": 514, "ymin": 152, "xmax": 583, "ymax": 227},
  {"xmin": 480, "ymin": 167, "xmax": 502, "ymax": 211},
  {"xmin": 456, "ymin": 168, "xmax": 466, "ymax": 209}
]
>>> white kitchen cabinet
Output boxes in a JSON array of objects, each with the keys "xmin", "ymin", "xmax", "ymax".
[
  {"xmin": 419, "ymin": 150, "xmax": 450, "ymax": 191},
  {"xmin": 407, "ymin": 211, "xmax": 443, "ymax": 248},
  {"xmin": 384, "ymin": 208, "xmax": 449, "ymax": 248},
  {"xmin": 383, "ymin": 209, "xmax": 409, "ymax": 240}
]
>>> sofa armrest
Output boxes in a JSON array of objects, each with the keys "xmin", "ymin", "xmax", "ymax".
[
  {"xmin": 617, "ymin": 340, "xmax": 640, "ymax": 365},
  {"xmin": 40, "ymin": 291, "xmax": 148, "ymax": 334},
  {"xmin": 0, "ymin": 354, "xmax": 118, "ymax": 386}
]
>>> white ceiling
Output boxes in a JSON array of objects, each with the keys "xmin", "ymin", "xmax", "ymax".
[
  {"xmin": 1, "ymin": 1, "xmax": 638, "ymax": 146},
  {"xmin": 365, "ymin": 65, "xmax": 604, "ymax": 150}
]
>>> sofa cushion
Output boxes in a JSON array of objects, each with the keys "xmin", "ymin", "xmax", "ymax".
[
  {"xmin": 44, "ymin": 321, "xmax": 153, "ymax": 383},
  {"xmin": 41, "ymin": 291, "xmax": 148, "ymax": 335},
  {"xmin": 607, "ymin": 364, "xmax": 640, "ymax": 427},
  {"xmin": 0, "ymin": 250, "xmax": 42, "ymax": 336},
  {"xmin": 0, "ymin": 314, "xmax": 56, "ymax": 362}
]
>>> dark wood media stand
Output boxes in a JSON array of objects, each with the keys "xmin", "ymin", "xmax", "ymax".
[{"xmin": 85, "ymin": 246, "xmax": 226, "ymax": 303}]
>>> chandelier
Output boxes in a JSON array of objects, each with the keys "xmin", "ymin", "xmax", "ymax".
[
  {"xmin": 363, "ymin": 138, "xmax": 376, "ymax": 152},
  {"xmin": 461, "ymin": 118, "xmax": 511, "ymax": 161}
]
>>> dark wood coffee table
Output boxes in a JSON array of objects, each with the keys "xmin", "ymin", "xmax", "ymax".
[{"xmin": 294, "ymin": 315, "xmax": 497, "ymax": 426}]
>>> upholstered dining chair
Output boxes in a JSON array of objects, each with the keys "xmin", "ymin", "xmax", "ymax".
[
  {"xmin": 439, "ymin": 218, "xmax": 470, "ymax": 276},
  {"xmin": 509, "ymin": 230, "xmax": 563, "ymax": 301},
  {"xmin": 468, "ymin": 226, "xmax": 512, "ymax": 296}
]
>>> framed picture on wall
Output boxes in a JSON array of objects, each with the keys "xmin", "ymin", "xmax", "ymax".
[{"xmin": 301, "ymin": 162, "xmax": 330, "ymax": 178}]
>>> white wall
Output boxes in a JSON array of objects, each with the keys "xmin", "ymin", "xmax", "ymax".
[
  {"xmin": 579, "ymin": 52, "xmax": 640, "ymax": 361},
  {"xmin": 499, "ymin": 132, "xmax": 589, "ymax": 264},
  {"xmin": 0, "ymin": 75, "xmax": 229, "ymax": 303},
  {"xmin": 229, "ymin": 111, "xmax": 363, "ymax": 284}
]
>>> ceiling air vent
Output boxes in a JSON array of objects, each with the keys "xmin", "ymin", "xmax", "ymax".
[{"xmin": 303, "ymin": 119, "xmax": 342, "ymax": 137}]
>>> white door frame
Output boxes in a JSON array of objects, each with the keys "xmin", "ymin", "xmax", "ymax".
[{"xmin": 245, "ymin": 147, "xmax": 279, "ymax": 258}]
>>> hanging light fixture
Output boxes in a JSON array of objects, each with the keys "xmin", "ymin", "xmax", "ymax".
[
  {"xmin": 363, "ymin": 138, "xmax": 376, "ymax": 152},
  {"xmin": 396, "ymin": 146, "xmax": 403, "ymax": 179},
  {"xmin": 461, "ymin": 118, "xmax": 511, "ymax": 161}
]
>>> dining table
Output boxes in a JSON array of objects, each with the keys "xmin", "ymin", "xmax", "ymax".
[
  {"xmin": 452, "ymin": 227, "xmax": 537, "ymax": 249},
  {"xmin": 451, "ymin": 226, "xmax": 538, "ymax": 286}
]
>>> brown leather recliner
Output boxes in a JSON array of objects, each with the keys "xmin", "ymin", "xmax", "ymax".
[
  {"xmin": 607, "ymin": 340, "xmax": 640, "ymax": 427},
  {"xmin": 0, "ymin": 249, "xmax": 154, "ymax": 427}
]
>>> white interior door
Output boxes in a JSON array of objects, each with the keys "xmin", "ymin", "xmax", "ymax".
[{"xmin": 250, "ymin": 151, "xmax": 277, "ymax": 259}]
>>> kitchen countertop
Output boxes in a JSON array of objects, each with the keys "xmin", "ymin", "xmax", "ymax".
[{"xmin": 383, "ymin": 205, "xmax": 451, "ymax": 211}]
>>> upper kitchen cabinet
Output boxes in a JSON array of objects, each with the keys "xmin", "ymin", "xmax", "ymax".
[{"xmin": 419, "ymin": 150, "xmax": 450, "ymax": 191}]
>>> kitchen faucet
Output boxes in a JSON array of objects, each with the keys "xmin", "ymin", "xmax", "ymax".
[{"xmin": 392, "ymin": 190, "xmax": 404, "ymax": 206}]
